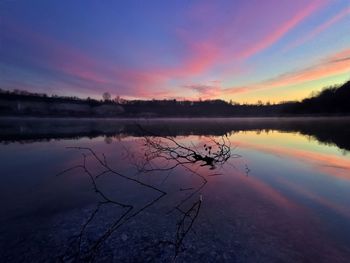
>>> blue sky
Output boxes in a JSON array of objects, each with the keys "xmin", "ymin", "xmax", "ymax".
[{"xmin": 1, "ymin": 0, "xmax": 349, "ymax": 102}]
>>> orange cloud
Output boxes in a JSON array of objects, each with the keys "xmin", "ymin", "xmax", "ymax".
[{"xmin": 226, "ymin": 48, "xmax": 350, "ymax": 95}]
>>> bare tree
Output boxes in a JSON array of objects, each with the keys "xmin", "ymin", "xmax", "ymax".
[
  {"xmin": 114, "ymin": 95, "xmax": 121, "ymax": 104},
  {"xmin": 102, "ymin": 92, "xmax": 111, "ymax": 101}
]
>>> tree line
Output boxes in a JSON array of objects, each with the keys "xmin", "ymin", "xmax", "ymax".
[{"xmin": 1, "ymin": 80, "xmax": 349, "ymax": 117}]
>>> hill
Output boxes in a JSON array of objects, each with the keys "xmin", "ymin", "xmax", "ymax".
[{"xmin": 286, "ymin": 80, "xmax": 350, "ymax": 114}]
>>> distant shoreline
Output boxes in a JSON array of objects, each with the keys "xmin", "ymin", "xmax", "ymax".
[
  {"xmin": 1, "ymin": 116, "xmax": 350, "ymax": 151},
  {"xmin": 1, "ymin": 115, "xmax": 350, "ymax": 120},
  {"xmin": 1, "ymin": 80, "xmax": 350, "ymax": 117},
  {"xmin": 0, "ymin": 115, "xmax": 350, "ymax": 122}
]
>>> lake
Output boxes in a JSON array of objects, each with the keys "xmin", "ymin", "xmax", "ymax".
[{"xmin": 0, "ymin": 117, "xmax": 350, "ymax": 262}]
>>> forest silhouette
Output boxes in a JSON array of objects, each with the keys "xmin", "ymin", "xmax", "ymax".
[{"xmin": 1, "ymin": 80, "xmax": 349, "ymax": 117}]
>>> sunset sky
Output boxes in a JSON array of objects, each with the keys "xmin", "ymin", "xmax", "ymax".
[{"xmin": 1, "ymin": 0, "xmax": 350, "ymax": 103}]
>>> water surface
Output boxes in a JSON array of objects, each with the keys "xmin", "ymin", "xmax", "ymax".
[{"xmin": 0, "ymin": 118, "xmax": 349, "ymax": 262}]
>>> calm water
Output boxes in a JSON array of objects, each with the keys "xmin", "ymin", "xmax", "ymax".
[{"xmin": 0, "ymin": 118, "xmax": 350, "ymax": 262}]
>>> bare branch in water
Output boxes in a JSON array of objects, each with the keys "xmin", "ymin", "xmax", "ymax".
[
  {"xmin": 58, "ymin": 147, "xmax": 166, "ymax": 262},
  {"xmin": 58, "ymin": 126, "xmax": 236, "ymax": 261},
  {"xmin": 134, "ymin": 125, "xmax": 235, "ymax": 171}
]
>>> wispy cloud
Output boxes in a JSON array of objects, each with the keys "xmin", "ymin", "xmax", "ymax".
[
  {"xmin": 183, "ymin": 80, "xmax": 222, "ymax": 99},
  {"xmin": 236, "ymin": 0, "xmax": 327, "ymax": 59},
  {"xmin": 284, "ymin": 7, "xmax": 350, "ymax": 51},
  {"xmin": 1, "ymin": 18, "xmax": 169, "ymax": 97},
  {"xmin": 2, "ymin": 0, "xmax": 347, "ymax": 101},
  {"xmin": 226, "ymin": 48, "xmax": 350, "ymax": 95}
]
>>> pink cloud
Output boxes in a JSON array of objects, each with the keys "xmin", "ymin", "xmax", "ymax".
[
  {"xmin": 236, "ymin": 0, "xmax": 328, "ymax": 59},
  {"xmin": 160, "ymin": 28, "xmax": 221, "ymax": 78},
  {"xmin": 0, "ymin": 1, "xmax": 335, "ymax": 100},
  {"xmin": 161, "ymin": 0, "xmax": 328, "ymax": 83},
  {"xmin": 4, "ymin": 17, "xmax": 227, "ymax": 99},
  {"xmin": 183, "ymin": 80, "xmax": 222, "ymax": 99},
  {"xmin": 284, "ymin": 7, "xmax": 350, "ymax": 51},
  {"xmin": 2, "ymin": 19, "xmax": 169, "ymax": 97},
  {"xmin": 226, "ymin": 48, "xmax": 350, "ymax": 95},
  {"xmin": 3, "ymin": 20, "xmax": 111, "ymax": 84}
]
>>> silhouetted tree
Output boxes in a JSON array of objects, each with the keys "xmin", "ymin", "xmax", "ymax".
[{"xmin": 102, "ymin": 92, "xmax": 111, "ymax": 101}]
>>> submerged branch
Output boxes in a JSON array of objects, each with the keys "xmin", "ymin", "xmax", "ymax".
[{"xmin": 58, "ymin": 126, "xmax": 237, "ymax": 261}]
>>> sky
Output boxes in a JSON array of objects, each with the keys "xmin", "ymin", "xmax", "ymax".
[{"xmin": 1, "ymin": 0, "xmax": 350, "ymax": 103}]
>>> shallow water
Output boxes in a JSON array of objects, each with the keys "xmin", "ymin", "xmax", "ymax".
[{"xmin": 0, "ymin": 118, "xmax": 350, "ymax": 262}]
